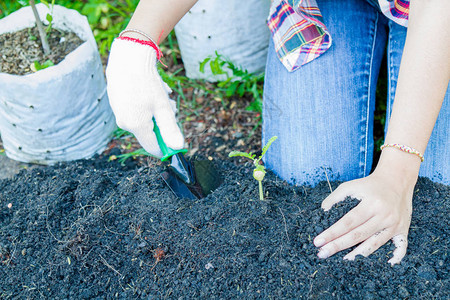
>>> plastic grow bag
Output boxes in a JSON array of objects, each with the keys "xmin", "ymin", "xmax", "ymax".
[
  {"xmin": 174, "ymin": 0, "xmax": 271, "ymax": 81},
  {"xmin": 0, "ymin": 4, "xmax": 116, "ymax": 164}
]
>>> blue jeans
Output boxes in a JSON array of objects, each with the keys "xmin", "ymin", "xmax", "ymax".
[{"xmin": 263, "ymin": 0, "xmax": 450, "ymax": 186}]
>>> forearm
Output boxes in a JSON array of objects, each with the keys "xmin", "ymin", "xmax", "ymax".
[
  {"xmin": 124, "ymin": 0, "xmax": 198, "ymax": 42},
  {"xmin": 377, "ymin": 0, "xmax": 450, "ymax": 181}
]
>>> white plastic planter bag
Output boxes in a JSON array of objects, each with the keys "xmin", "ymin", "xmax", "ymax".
[
  {"xmin": 0, "ymin": 4, "xmax": 116, "ymax": 165},
  {"xmin": 174, "ymin": 0, "xmax": 271, "ymax": 81}
]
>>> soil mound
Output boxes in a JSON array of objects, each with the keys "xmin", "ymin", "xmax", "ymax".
[{"xmin": 0, "ymin": 155, "xmax": 448, "ymax": 298}]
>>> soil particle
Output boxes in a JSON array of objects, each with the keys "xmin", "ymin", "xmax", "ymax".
[{"xmin": 0, "ymin": 154, "xmax": 448, "ymax": 298}]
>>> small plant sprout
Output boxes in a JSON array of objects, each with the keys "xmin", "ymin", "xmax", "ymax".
[{"xmin": 229, "ymin": 136, "xmax": 278, "ymax": 200}]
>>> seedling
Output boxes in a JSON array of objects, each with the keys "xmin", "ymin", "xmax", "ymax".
[
  {"xmin": 229, "ymin": 136, "xmax": 277, "ymax": 200},
  {"xmin": 30, "ymin": 59, "xmax": 54, "ymax": 72}
]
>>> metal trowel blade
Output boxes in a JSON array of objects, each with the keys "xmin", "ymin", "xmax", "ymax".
[{"xmin": 160, "ymin": 156, "xmax": 222, "ymax": 199}]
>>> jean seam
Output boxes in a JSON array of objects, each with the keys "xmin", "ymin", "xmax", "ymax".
[
  {"xmin": 362, "ymin": 13, "xmax": 379, "ymax": 177},
  {"xmin": 386, "ymin": 21, "xmax": 394, "ymax": 133}
]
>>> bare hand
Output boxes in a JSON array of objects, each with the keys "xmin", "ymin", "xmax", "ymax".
[{"xmin": 313, "ymin": 171, "xmax": 415, "ymax": 265}]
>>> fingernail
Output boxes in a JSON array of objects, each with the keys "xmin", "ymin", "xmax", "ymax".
[
  {"xmin": 314, "ymin": 238, "xmax": 325, "ymax": 247},
  {"xmin": 317, "ymin": 248, "xmax": 329, "ymax": 259}
]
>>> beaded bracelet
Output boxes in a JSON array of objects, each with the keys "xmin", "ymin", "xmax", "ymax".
[{"xmin": 380, "ymin": 143, "xmax": 424, "ymax": 162}]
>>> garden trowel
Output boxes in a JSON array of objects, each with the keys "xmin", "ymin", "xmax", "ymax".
[{"xmin": 153, "ymin": 119, "xmax": 222, "ymax": 199}]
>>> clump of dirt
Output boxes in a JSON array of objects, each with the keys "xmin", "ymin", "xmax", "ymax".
[
  {"xmin": 0, "ymin": 25, "xmax": 84, "ymax": 75},
  {"xmin": 0, "ymin": 153, "xmax": 448, "ymax": 298}
]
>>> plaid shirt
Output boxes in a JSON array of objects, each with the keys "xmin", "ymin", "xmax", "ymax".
[{"xmin": 268, "ymin": 0, "xmax": 410, "ymax": 72}]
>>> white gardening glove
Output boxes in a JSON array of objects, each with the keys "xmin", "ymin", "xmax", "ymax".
[{"xmin": 106, "ymin": 37, "xmax": 184, "ymax": 158}]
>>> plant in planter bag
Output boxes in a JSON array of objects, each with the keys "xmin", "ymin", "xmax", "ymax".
[{"xmin": 0, "ymin": 2, "xmax": 116, "ymax": 164}]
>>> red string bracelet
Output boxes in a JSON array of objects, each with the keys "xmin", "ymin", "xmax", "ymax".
[{"xmin": 118, "ymin": 29, "xmax": 165, "ymax": 66}]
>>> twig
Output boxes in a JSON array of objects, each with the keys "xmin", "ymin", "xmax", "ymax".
[
  {"xmin": 29, "ymin": 0, "xmax": 50, "ymax": 55},
  {"xmin": 322, "ymin": 167, "xmax": 333, "ymax": 193},
  {"xmin": 99, "ymin": 254, "xmax": 124, "ymax": 279},
  {"xmin": 278, "ymin": 207, "xmax": 290, "ymax": 242}
]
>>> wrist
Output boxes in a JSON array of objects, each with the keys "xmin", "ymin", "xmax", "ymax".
[
  {"xmin": 374, "ymin": 149, "xmax": 420, "ymax": 187},
  {"xmin": 119, "ymin": 30, "xmax": 151, "ymax": 41},
  {"xmin": 116, "ymin": 29, "xmax": 162, "ymax": 61}
]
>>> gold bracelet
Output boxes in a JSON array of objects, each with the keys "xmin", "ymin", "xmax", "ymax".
[{"xmin": 380, "ymin": 143, "xmax": 424, "ymax": 162}]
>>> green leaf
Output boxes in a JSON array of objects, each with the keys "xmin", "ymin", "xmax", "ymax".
[
  {"xmin": 46, "ymin": 13, "xmax": 52, "ymax": 23},
  {"xmin": 237, "ymin": 83, "xmax": 246, "ymax": 97},
  {"xmin": 255, "ymin": 164, "xmax": 266, "ymax": 172},
  {"xmin": 199, "ymin": 57, "xmax": 210, "ymax": 74},
  {"xmin": 17, "ymin": 0, "xmax": 28, "ymax": 6},
  {"xmin": 251, "ymin": 83, "xmax": 259, "ymax": 99},
  {"xmin": 245, "ymin": 99, "xmax": 262, "ymax": 113},
  {"xmin": 210, "ymin": 59, "xmax": 225, "ymax": 75},
  {"xmin": 41, "ymin": 59, "xmax": 54, "ymax": 68},
  {"xmin": 32, "ymin": 59, "xmax": 54, "ymax": 72},
  {"xmin": 115, "ymin": 148, "xmax": 155, "ymax": 165},
  {"xmin": 228, "ymin": 151, "xmax": 256, "ymax": 161},
  {"xmin": 260, "ymin": 136, "xmax": 278, "ymax": 159},
  {"xmin": 226, "ymin": 81, "xmax": 240, "ymax": 97},
  {"xmin": 40, "ymin": 0, "xmax": 49, "ymax": 8},
  {"xmin": 217, "ymin": 77, "xmax": 231, "ymax": 88}
]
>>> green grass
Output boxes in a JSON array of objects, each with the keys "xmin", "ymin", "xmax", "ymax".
[
  {"xmin": 111, "ymin": 148, "xmax": 153, "ymax": 165},
  {"xmin": 111, "ymin": 127, "xmax": 132, "ymax": 139}
]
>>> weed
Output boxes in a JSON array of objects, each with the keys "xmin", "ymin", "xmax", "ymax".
[
  {"xmin": 229, "ymin": 136, "xmax": 277, "ymax": 200},
  {"xmin": 111, "ymin": 148, "xmax": 153, "ymax": 165},
  {"xmin": 200, "ymin": 52, "xmax": 265, "ymax": 113},
  {"xmin": 111, "ymin": 127, "xmax": 132, "ymax": 139},
  {"xmin": 150, "ymin": 247, "xmax": 166, "ymax": 271}
]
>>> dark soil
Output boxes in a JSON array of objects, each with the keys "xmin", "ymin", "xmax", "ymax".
[
  {"xmin": 0, "ymin": 26, "xmax": 84, "ymax": 75},
  {"xmin": 0, "ymin": 153, "xmax": 448, "ymax": 299}
]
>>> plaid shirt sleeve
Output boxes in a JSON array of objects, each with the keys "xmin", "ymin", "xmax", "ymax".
[
  {"xmin": 267, "ymin": 0, "xmax": 332, "ymax": 72},
  {"xmin": 268, "ymin": 0, "xmax": 410, "ymax": 72},
  {"xmin": 379, "ymin": 0, "xmax": 409, "ymax": 27}
]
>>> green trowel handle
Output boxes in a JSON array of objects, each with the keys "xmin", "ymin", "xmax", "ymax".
[{"xmin": 153, "ymin": 118, "xmax": 188, "ymax": 162}]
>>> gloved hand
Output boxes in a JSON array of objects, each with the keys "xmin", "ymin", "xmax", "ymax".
[{"xmin": 106, "ymin": 37, "xmax": 184, "ymax": 158}]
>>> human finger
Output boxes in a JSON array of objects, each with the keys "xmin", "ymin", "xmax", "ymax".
[
  {"xmin": 316, "ymin": 216, "xmax": 378, "ymax": 259},
  {"xmin": 342, "ymin": 228, "xmax": 392, "ymax": 261},
  {"xmin": 388, "ymin": 234, "xmax": 408, "ymax": 266},
  {"xmin": 314, "ymin": 203, "xmax": 372, "ymax": 248},
  {"xmin": 132, "ymin": 122, "xmax": 163, "ymax": 158},
  {"xmin": 321, "ymin": 182, "xmax": 356, "ymax": 211},
  {"xmin": 153, "ymin": 105, "xmax": 184, "ymax": 150}
]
